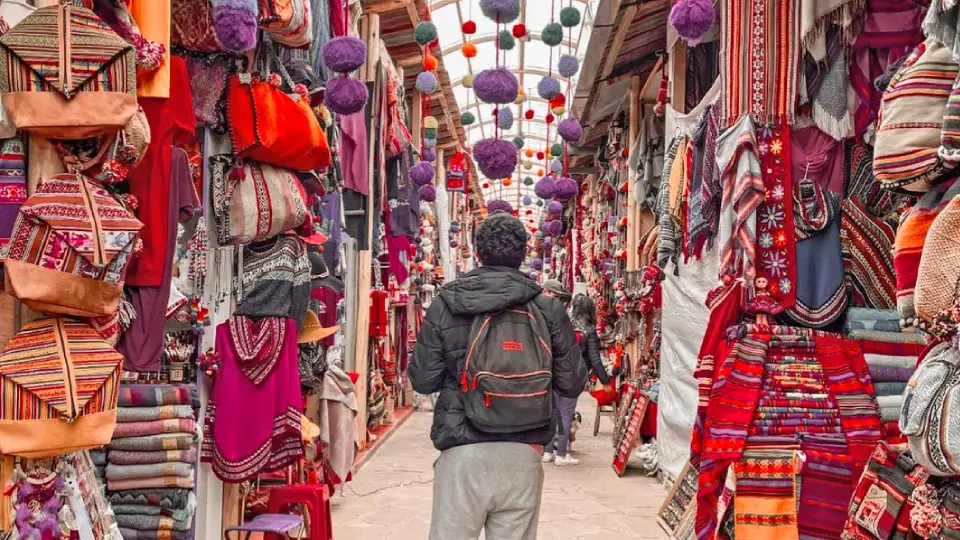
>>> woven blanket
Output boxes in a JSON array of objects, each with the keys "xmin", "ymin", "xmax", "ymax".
[
  {"xmin": 868, "ymin": 365, "xmax": 915, "ymax": 383},
  {"xmin": 90, "ymin": 450, "xmax": 107, "ymax": 466},
  {"xmin": 721, "ymin": 0, "xmax": 801, "ymax": 126},
  {"xmin": 873, "ymin": 382, "xmax": 907, "ymax": 396},
  {"xmin": 112, "ymin": 504, "xmax": 193, "ymax": 522},
  {"xmin": 115, "ymin": 513, "xmax": 193, "ymax": 532},
  {"xmin": 107, "ymin": 477, "xmax": 195, "ymax": 491},
  {"xmin": 118, "ymin": 529, "xmax": 188, "ymax": 540},
  {"xmin": 848, "ymin": 329, "xmax": 924, "ymax": 344},
  {"xmin": 117, "ymin": 385, "xmax": 198, "ymax": 408},
  {"xmin": 798, "ymin": 433, "xmax": 855, "ymax": 540},
  {"xmin": 734, "ymin": 446, "xmax": 800, "ymax": 540},
  {"xmin": 880, "ymin": 404, "xmax": 902, "ymax": 422},
  {"xmin": 113, "ymin": 419, "xmax": 197, "ymax": 439},
  {"xmin": 716, "ymin": 115, "xmax": 765, "ymax": 288},
  {"xmin": 108, "ymin": 489, "xmax": 192, "ymax": 509},
  {"xmin": 117, "ymin": 405, "xmax": 195, "ymax": 423},
  {"xmin": 106, "ymin": 463, "xmax": 193, "ymax": 480},
  {"xmin": 109, "ymin": 448, "xmax": 197, "ymax": 465},
  {"xmin": 109, "ymin": 434, "xmax": 197, "ymax": 452},
  {"xmin": 864, "ymin": 353, "xmax": 917, "ymax": 369}
]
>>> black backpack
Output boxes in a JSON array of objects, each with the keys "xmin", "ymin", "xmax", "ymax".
[{"xmin": 460, "ymin": 299, "xmax": 554, "ymax": 433}]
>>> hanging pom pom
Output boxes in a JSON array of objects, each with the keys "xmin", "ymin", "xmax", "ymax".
[
  {"xmin": 525, "ymin": 148, "xmax": 535, "ymax": 158},
  {"xmin": 474, "ymin": 68, "xmax": 519, "ymax": 104},
  {"xmin": 537, "ymin": 168, "xmax": 545, "ymax": 177},
  {"xmin": 460, "ymin": 111, "xmax": 476, "ymax": 125},
  {"xmin": 488, "ymin": 200, "xmax": 514, "ymax": 214},
  {"xmin": 560, "ymin": 6, "xmax": 581, "ymax": 27},
  {"xmin": 497, "ymin": 107, "xmax": 515, "ymax": 130},
  {"xmin": 513, "ymin": 136, "xmax": 525, "ymax": 149},
  {"xmin": 525, "ymin": 109, "xmax": 535, "ymax": 120},
  {"xmin": 211, "ymin": 0, "xmax": 258, "ymax": 54},
  {"xmin": 669, "ymin": 0, "xmax": 716, "ymax": 47},
  {"xmin": 479, "ymin": 0, "xmax": 522, "ymax": 24},
  {"xmin": 523, "ymin": 176, "xmax": 534, "ymax": 186},
  {"xmin": 498, "ymin": 30, "xmax": 516, "ymax": 50},
  {"xmin": 266, "ymin": 73, "xmax": 282, "ymax": 87},
  {"xmin": 462, "ymin": 74, "xmax": 475, "ymax": 88},
  {"xmin": 423, "ymin": 53, "xmax": 439, "ymax": 71},
  {"xmin": 503, "ymin": 177, "xmax": 513, "ymax": 186},
  {"xmin": 420, "ymin": 184, "xmax": 437, "ymax": 202},
  {"xmin": 558, "ymin": 54, "xmax": 579, "ymax": 78},
  {"xmin": 461, "ymin": 42, "xmax": 478, "ymax": 58},
  {"xmin": 545, "ymin": 113, "xmax": 555, "ymax": 124},
  {"xmin": 538, "ymin": 76, "xmax": 561, "ymax": 100},
  {"xmin": 325, "ymin": 76, "xmax": 369, "ymax": 115},
  {"xmin": 554, "ymin": 176, "xmax": 579, "ymax": 200},
  {"xmin": 423, "ymin": 147, "xmax": 437, "ymax": 162},
  {"xmin": 523, "ymin": 195, "xmax": 532, "ymax": 205},
  {"xmin": 462, "ymin": 20, "xmax": 478, "ymax": 34},
  {"xmin": 512, "ymin": 23, "xmax": 528, "ymax": 38},
  {"xmin": 551, "ymin": 143, "xmax": 564, "ymax": 156},
  {"xmin": 474, "ymin": 137, "xmax": 519, "ymax": 178},
  {"xmin": 547, "ymin": 200, "xmax": 564, "ymax": 215},
  {"xmin": 558, "ymin": 117, "xmax": 583, "ymax": 142},
  {"xmin": 410, "ymin": 161, "xmax": 436, "ymax": 186},
  {"xmin": 549, "ymin": 92, "xmax": 566, "ymax": 108},
  {"xmin": 514, "ymin": 87, "xmax": 526, "ymax": 104},
  {"xmin": 424, "ymin": 116, "xmax": 439, "ymax": 130},
  {"xmin": 322, "ymin": 36, "xmax": 367, "ymax": 73},
  {"xmin": 536, "ymin": 151, "xmax": 545, "ymax": 160},
  {"xmin": 535, "ymin": 176, "xmax": 556, "ymax": 198},
  {"xmin": 414, "ymin": 21, "xmax": 439, "ymax": 46},
  {"xmin": 482, "ymin": 182, "xmax": 490, "ymax": 189},
  {"xmin": 416, "ymin": 71, "xmax": 439, "ymax": 93},
  {"xmin": 553, "ymin": 105, "xmax": 566, "ymax": 115},
  {"xmin": 542, "ymin": 22, "xmax": 564, "ymax": 46},
  {"xmin": 550, "ymin": 159, "xmax": 563, "ymax": 173}
]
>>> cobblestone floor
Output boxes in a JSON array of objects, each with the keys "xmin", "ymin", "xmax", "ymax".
[{"xmin": 332, "ymin": 395, "xmax": 670, "ymax": 539}]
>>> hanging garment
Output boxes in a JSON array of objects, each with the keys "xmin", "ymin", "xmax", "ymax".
[
  {"xmin": 202, "ymin": 317, "xmax": 304, "ymax": 483},
  {"xmin": 841, "ymin": 197, "xmax": 899, "ymax": 310},
  {"xmin": 339, "ymin": 111, "xmax": 369, "ymax": 196},
  {"xmin": 307, "ymin": 365, "xmax": 357, "ymax": 487},
  {"xmin": 656, "ymin": 138, "xmax": 686, "ymax": 273},
  {"xmin": 234, "ymin": 234, "xmax": 311, "ymax": 324}
]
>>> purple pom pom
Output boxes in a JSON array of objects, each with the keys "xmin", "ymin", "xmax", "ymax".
[
  {"xmin": 423, "ymin": 147, "xmax": 437, "ymax": 162},
  {"xmin": 558, "ymin": 54, "xmax": 579, "ymax": 78},
  {"xmin": 424, "ymin": 137, "xmax": 437, "ymax": 149},
  {"xmin": 547, "ymin": 200, "xmax": 563, "ymax": 214},
  {"xmin": 420, "ymin": 184, "xmax": 437, "ymax": 202},
  {"xmin": 410, "ymin": 162, "xmax": 436, "ymax": 186},
  {"xmin": 550, "ymin": 159, "xmax": 563, "ymax": 173},
  {"xmin": 325, "ymin": 76, "xmax": 368, "ymax": 115},
  {"xmin": 479, "ymin": 0, "xmax": 521, "ymax": 23},
  {"xmin": 450, "ymin": 240, "xmax": 459, "ymax": 248},
  {"xmin": 488, "ymin": 199, "xmax": 514, "ymax": 214},
  {"xmin": 538, "ymin": 76, "xmax": 561, "ymax": 100},
  {"xmin": 497, "ymin": 107, "xmax": 515, "ymax": 130},
  {"xmin": 322, "ymin": 36, "xmax": 367, "ymax": 73},
  {"xmin": 558, "ymin": 117, "xmax": 582, "ymax": 143},
  {"xmin": 670, "ymin": 0, "xmax": 716, "ymax": 46},
  {"xmin": 534, "ymin": 177, "xmax": 556, "ymax": 199},
  {"xmin": 554, "ymin": 176, "xmax": 579, "ymax": 201},
  {"xmin": 522, "ymin": 195, "xmax": 532, "ymax": 205},
  {"xmin": 416, "ymin": 71, "xmax": 439, "ymax": 94},
  {"xmin": 548, "ymin": 219, "xmax": 563, "ymax": 236},
  {"xmin": 474, "ymin": 68, "xmax": 519, "ymax": 104},
  {"xmin": 532, "ymin": 257, "xmax": 543, "ymax": 269},
  {"xmin": 212, "ymin": 0, "xmax": 258, "ymax": 53},
  {"xmin": 474, "ymin": 138, "xmax": 519, "ymax": 179}
]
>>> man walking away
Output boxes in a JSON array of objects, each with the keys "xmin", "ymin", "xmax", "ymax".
[
  {"xmin": 410, "ymin": 213, "xmax": 587, "ymax": 540},
  {"xmin": 541, "ymin": 279, "xmax": 572, "ymax": 306}
]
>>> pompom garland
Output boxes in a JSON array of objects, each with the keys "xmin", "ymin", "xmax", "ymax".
[
  {"xmin": 538, "ymin": 77, "xmax": 561, "ymax": 100},
  {"xmin": 559, "ymin": 6, "xmax": 581, "ymax": 27},
  {"xmin": 416, "ymin": 71, "xmax": 438, "ymax": 93},
  {"xmin": 558, "ymin": 54, "xmax": 579, "ymax": 77},
  {"xmin": 325, "ymin": 76, "xmax": 368, "ymax": 115},
  {"xmin": 497, "ymin": 107, "xmax": 515, "ymax": 130},
  {"xmin": 479, "ymin": 0, "xmax": 522, "ymax": 23},
  {"xmin": 322, "ymin": 36, "xmax": 367, "ymax": 73},
  {"xmin": 414, "ymin": 21, "xmax": 438, "ymax": 46},
  {"xmin": 212, "ymin": 0, "xmax": 258, "ymax": 54},
  {"xmin": 420, "ymin": 184, "xmax": 437, "ymax": 202},
  {"xmin": 558, "ymin": 117, "xmax": 583, "ymax": 142},
  {"xmin": 498, "ymin": 30, "xmax": 516, "ymax": 50},
  {"xmin": 513, "ymin": 136, "xmax": 525, "ymax": 148},
  {"xmin": 547, "ymin": 200, "xmax": 563, "ymax": 214},
  {"xmin": 669, "ymin": 0, "xmax": 716, "ymax": 47},
  {"xmin": 474, "ymin": 68, "xmax": 519, "ymax": 104},
  {"xmin": 534, "ymin": 176, "xmax": 556, "ymax": 199},
  {"xmin": 410, "ymin": 161, "xmax": 436, "ymax": 186},
  {"xmin": 542, "ymin": 22, "xmax": 564, "ymax": 46},
  {"xmin": 423, "ymin": 54, "xmax": 438, "ymax": 71},
  {"xmin": 424, "ymin": 116, "xmax": 439, "ymax": 130},
  {"xmin": 460, "ymin": 111, "xmax": 477, "ymax": 125},
  {"xmin": 474, "ymin": 138, "xmax": 519, "ymax": 179}
]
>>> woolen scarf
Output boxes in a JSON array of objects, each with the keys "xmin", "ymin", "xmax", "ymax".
[{"xmin": 716, "ymin": 115, "xmax": 765, "ymax": 287}]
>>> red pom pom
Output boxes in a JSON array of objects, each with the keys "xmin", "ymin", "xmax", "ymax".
[
  {"xmin": 482, "ymin": 182, "xmax": 490, "ymax": 189},
  {"xmin": 549, "ymin": 93, "xmax": 566, "ymax": 108},
  {"xmin": 524, "ymin": 109, "xmax": 535, "ymax": 120},
  {"xmin": 512, "ymin": 24, "xmax": 527, "ymax": 38},
  {"xmin": 536, "ymin": 151, "xmax": 545, "ymax": 160},
  {"xmin": 545, "ymin": 113, "xmax": 555, "ymax": 124},
  {"xmin": 462, "ymin": 20, "xmax": 477, "ymax": 34}
]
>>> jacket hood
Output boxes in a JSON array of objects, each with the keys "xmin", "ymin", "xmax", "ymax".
[{"xmin": 439, "ymin": 266, "xmax": 542, "ymax": 316}]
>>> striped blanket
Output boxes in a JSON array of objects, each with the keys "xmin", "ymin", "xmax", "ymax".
[
  {"xmin": 105, "ymin": 463, "xmax": 193, "ymax": 480},
  {"xmin": 117, "ymin": 405, "xmax": 195, "ymax": 423},
  {"xmin": 117, "ymin": 385, "xmax": 199, "ymax": 408}
]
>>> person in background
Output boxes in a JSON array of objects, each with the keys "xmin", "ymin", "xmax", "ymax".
[
  {"xmin": 541, "ymin": 279, "xmax": 572, "ymax": 306},
  {"xmin": 543, "ymin": 293, "xmax": 612, "ymax": 466},
  {"xmin": 410, "ymin": 213, "xmax": 587, "ymax": 540}
]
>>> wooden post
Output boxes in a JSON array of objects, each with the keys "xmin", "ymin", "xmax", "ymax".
[
  {"xmin": 669, "ymin": 42, "xmax": 688, "ymax": 115},
  {"xmin": 353, "ymin": 13, "xmax": 381, "ymax": 451}
]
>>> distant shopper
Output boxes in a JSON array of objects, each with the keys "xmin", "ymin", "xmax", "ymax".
[
  {"xmin": 410, "ymin": 213, "xmax": 587, "ymax": 540},
  {"xmin": 544, "ymin": 293, "xmax": 611, "ymax": 466},
  {"xmin": 541, "ymin": 279, "xmax": 572, "ymax": 306}
]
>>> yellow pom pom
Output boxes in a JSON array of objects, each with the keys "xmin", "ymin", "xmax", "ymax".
[
  {"xmin": 462, "ymin": 74, "xmax": 474, "ymax": 88},
  {"xmin": 552, "ymin": 106, "xmax": 566, "ymax": 116},
  {"xmin": 424, "ymin": 116, "xmax": 439, "ymax": 130}
]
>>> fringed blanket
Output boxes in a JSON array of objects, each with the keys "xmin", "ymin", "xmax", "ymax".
[
  {"xmin": 118, "ymin": 385, "xmax": 198, "ymax": 408},
  {"xmin": 113, "ymin": 419, "xmax": 197, "ymax": 439},
  {"xmin": 108, "ymin": 489, "xmax": 193, "ymax": 509},
  {"xmin": 109, "ymin": 448, "xmax": 198, "ymax": 465},
  {"xmin": 734, "ymin": 446, "xmax": 800, "ymax": 540},
  {"xmin": 105, "ymin": 463, "xmax": 194, "ymax": 480},
  {"xmin": 115, "ymin": 513, "xmax": 193, "ymax": 532},
  {"xmin": 117, "ymin": 405, "xmax": 195, "ymax": 423},
  {"xmin": 109, "ymin": 434, "xmax": 197, "ymax": 452},
  {"xmin": 108, "ymin": 477, "xmax": 195, "ymax": 491}
]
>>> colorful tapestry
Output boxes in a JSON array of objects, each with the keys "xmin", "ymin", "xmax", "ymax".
[
  {"xmin": 117, "ymin": 385, "xmax": 198, "ymax": 408},
  {"xmin": 0, "ymin": 137, "xmax": 25, "ymax": 251},
  {"xmin": 798, "ymin": 434, "xmax": 855, "ymax": 540},
  {"xmin": 734, "ymin": 446, "xmax": 800, "ymax": 540},
  {"xmin": 842, "ymin": 443, "xmax": 929, "ymax": 539},
  {"xmin": 720, "ymin": 0, "xmax": 800, "ymax": 126},
  {"xmin": 841, "ymin": 195, "xmax": 899, "ymax": 310}
]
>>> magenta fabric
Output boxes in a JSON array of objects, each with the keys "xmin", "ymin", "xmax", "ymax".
[
  {"xmin": 119, "ymin": 148, "xmax": 199, "ymax": 372},
  {"xmin": 329, "ymin": 0, "xmax": 347, "ymax": 37},
  {"xmin": 386, "ymin": 233, "xmax": 411, "ymax": 285},
  {"xmin": 340, "ymin": 111, "xmax": 369, "ymax": 196},
  {"xmin": 201, "ymin": 318, "xmax": 304, "ymax": 483},
  {"xmin": 790, "ymin": 126, "xmax": 844, "ymax": 194},
  {"xmin": 310, "ymin": 286, "xmax": 343, "ymax": 347}
]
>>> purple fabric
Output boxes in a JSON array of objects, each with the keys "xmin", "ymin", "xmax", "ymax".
[
  {"xmin": 791, "ymin": 126, "xmax": 845, "ymax": 194},
  {"xmin": 339, "ymin": 112, "xmax": 369, "ymax": 196},
  {"xmin": 868, "ymin": 364, "xmax": 914, "ymax": 382},
  {"xmin": 227, "ymin": 514, "xmax": 303, "ymax": 534},
  {"xmin": 119, "ymin": 148, "xmax": 199, "ymax": 372}
]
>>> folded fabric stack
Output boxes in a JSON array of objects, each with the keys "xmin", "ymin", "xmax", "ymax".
[
  {"xmin": 106, "ymin": 384, "xmax": 199, "ymax": 539},
  {"xmin": 845, "ymin": 308, "xmax": 924, "ymax": 344},
  {"xmin": 855, "ymin": 336, "xmax": 925, "ymax": 444}
]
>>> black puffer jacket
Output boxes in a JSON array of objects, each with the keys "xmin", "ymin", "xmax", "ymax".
[
  {"xmin": 410, "ymin": 266, "xmax": 587, "ymax": 451},
  {"xmin": 580, "ymin": 327, "xmax": 611, "ymax": 385}
]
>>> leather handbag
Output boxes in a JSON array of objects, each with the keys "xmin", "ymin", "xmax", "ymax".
[
  {"xmin": 899, "ymin": 342, "xmax": 960, "ymax": 476},
  {"xmin": 3, "ymin": 173, "xmax": 143, "ymax": 317},
  {"xmin": 0, "ymin": 317, "xmax": 122, "ymax": 457},
  {"xmin": 0, "ymin": 4, "xmax": 137, "ymax": 139},
  {"xmin": 210, "ymin": 155, "xmax": 310, "ymax": 246},
  {"xmin": 226, "ymin": 43, "xmax": 331, "ymax": 172}
]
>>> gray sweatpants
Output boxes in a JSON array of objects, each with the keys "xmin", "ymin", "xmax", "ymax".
[{"xmin": 428, "ymin": 442, "xmax": 544, "ymax": 540}]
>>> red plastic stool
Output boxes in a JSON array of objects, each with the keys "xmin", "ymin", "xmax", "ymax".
[{"xmin": 265, "ymin": 484, "xmax": 333, "ymax": 540}]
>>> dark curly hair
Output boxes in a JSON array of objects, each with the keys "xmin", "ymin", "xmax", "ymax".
[{"xmin": 475, "ymin": 213, "xmax": 527, "ymax": 268}]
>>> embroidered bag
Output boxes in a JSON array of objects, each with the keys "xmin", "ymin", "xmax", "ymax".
[
  {"xmin": 226, "ymin": 41, "xmax": 331, "ymax": 172},
  {"xmin": 185, "ymin": 53, "xmax": 232, "ymax": 132},
  {"xmin": 0, "ymin": 318, "xmax": 122, "ymax": 457},
  {"xmin": 874, "ymin": 38, "xmax": 959, "ymax": 193},
  {"xmin": 3, "ymin": 173, "xmax": 143, "ymax": 317},
  {"xmin": 0, "ymin": 4, "xmax": 137, "ymax": 139},
  {"xmin": 915, "ymin": 195, "xmax": 960, "ymax": 324},
  {"xmin": 900, "ymin": 342, "xmax": 960, "ymax": 476},
  {"xmin": 209, "ymin": 155, "xmax": 309, "ymax": 246},
  {"xmin": 171, "ymin": 0, "xmax": 222, "ymax": 53},
  {"xmin": 842, "ymin": 443, "xmax": 929, "ymax": 539}
]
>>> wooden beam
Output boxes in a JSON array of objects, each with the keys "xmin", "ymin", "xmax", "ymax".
[
  {"xmin": 600, "ymin": 5, "xmax": 638, "ymax": 80},
  {"xmin": 669, "ymin": 41, "xmax": 687, "ymax": 114},
  {"xmin": 362, "ymin": 0, "xmax": 414, "ymax": 14}
]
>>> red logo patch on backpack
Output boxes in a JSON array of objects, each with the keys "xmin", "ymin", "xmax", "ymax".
[{"xmin": 503, "ymin": 341, "xmax": 524, "ymax": 352}]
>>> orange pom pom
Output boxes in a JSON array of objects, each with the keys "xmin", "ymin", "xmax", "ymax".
[
  {"xmin": 461, "ymin": 43, "xmax": 477, "ymax": 58},
  {"xmin": 423, "ymin": 54, "xmax": 439, "ymax": 71},
  {"xmin": 503, "ymin": 178, "xmax": 513, "ymax": 186},
  {"xmin": 537, "ymin": 168, "xmax": 545, "ymax": 177},
  {"xmin": 525, "ymin": 148, "xmax": 534, "ymax": 158}
]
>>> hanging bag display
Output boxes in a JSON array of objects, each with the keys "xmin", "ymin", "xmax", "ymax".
[
  {"xmin": 915, "ymin": 195, "xmax": 960, "ymax": 324},
  {"xmin": 3, "ymin": 173, "xmax": 143, "ymax": 317},
  {"xmin": 900, "ymin": 341, "xmax": 960, "ymax": 476},
  {"xmin": 209, "ymin": 155, "xmax": 310, "ymax": 246},
  {"xmin": 0, "ymin": 4, "xmax": 137, "ymax": 139},
  {"xmin": 226, "ymin": 40, "xmax": 331, "ymax": 172},
  {"xmin": 0, "ymin": 318, "xmax": 122, "ymax": 457}
]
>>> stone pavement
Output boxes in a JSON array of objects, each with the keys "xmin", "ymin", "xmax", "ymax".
[{"xmin": 332, "ymin": 395, "xmax": 670, "ymax": 539}]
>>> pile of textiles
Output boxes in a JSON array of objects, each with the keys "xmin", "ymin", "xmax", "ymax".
[
  {"xmin": 844, "ymin": 308, "xmax": 924, "ymax": 344},
  {"xmin": 692, "ymin": 324, "xmax": 883, "ymax": 540},
  {"xmin": 105, "ymin": 384, "xmax": 199, "ymax": 540}
]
